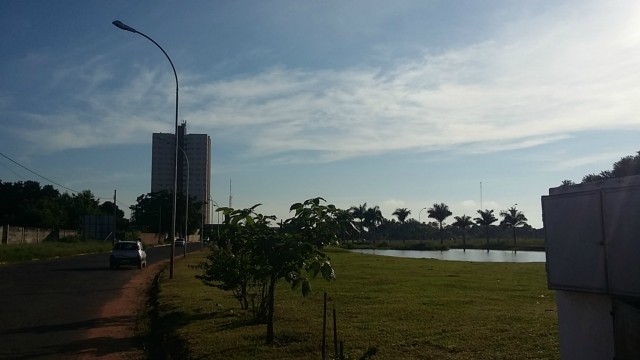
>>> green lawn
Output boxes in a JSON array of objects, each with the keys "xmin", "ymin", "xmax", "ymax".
[
  {"xmin": 0, "ymin": 240, "xmax": 112, "ymax": 263},
  {"xmin": 151, "ymin": 248, "xmax": 559, "ymax": 359}
]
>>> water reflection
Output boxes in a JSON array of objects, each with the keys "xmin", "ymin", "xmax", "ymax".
[{"xmin": 350, "ymin": 248, "xmax": 546, "ymax": 263}]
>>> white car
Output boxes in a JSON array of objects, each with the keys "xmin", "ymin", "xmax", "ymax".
[{"xmin": 110, "ymin": 240, "xmax": 147, "ymax": 269}]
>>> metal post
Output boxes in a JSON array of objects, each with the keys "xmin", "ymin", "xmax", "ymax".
[
  {"xmin": 113, "ymin": 189, "xmax": 117, "ymax": 245},
  {"xmin": 113, "ymin": 20, "xmax": 179, "ymax": 278}
]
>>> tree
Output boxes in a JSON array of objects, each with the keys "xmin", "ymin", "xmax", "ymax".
[
  {"xmin": 199, "ymin": 198, "xmax": 338, "ymax": 344},
  {"xmin": 452, "ymin": 214, "xmax": 473, "ymax": 249},
  {"xmin": 574, "ymin": 151, "xmax": 640, "ymax": 185},
  {"xmin": 499, "ymin": 206, "xmax": 528, "ymax": 249},
  {"xmin": 364, "ymin": 205, "xmax": 384, "ymax": 242},
  {"xmin": 334, "ymin": 208, "xmax": 356, "ymax": 243},
  {"xmin": 62, "ymin": 190, "xmax": 100, "ymax": 229},
  {"xmin": 474, "ymin": 209, "xmax": 497, "ymax": 249},
  {"xmin": 392, "ymin": 208, "xmax": 411, "ymax": 223},
  {"xmin": 611, "ymin": 153, "xmax": 640, "ymax": 177},
  {"xmin": 130, "ymin": 191, "xmax": 173, "ymax": 236},
  {"xmin": 99, "ymin": 201, "xmax": 129, "ymax": 233},
  {"xmin": 349, "ymin": 203, "xmax": 368, "ymax": 240},
  {"xmin": 582, "ymin": 172, "xmax": 607, "ymax": 183},
  {"xmin": 427, "ymin": 203, "xmax": 452, "ymax": 246}
]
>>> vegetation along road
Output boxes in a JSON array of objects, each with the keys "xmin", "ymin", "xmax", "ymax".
[{"xmin": 0, "ymin": 243, "xmax": 198, "ymax": 359}]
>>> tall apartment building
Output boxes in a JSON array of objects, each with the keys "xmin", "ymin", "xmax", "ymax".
[{"xmin": 151, "ymin": 121, "xmax": 211, "ymax": 224}]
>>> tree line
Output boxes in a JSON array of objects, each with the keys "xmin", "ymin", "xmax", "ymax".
[
  {"xmin": 0, "ymin": 180, "xmax": 125, "ymax": 231},
  {"xmin": 0, "ymin": 179, "xmax": 535, "ymax": 244},
  {"xmin": 4, "ymin": 149, "xmax": 639, "ymax": 240},
  {"xmin": 340, "ymin": 203, "xmax": 535, "ymax": 248},
  {"xmin": 0, "ymin": 181, "xmax": 206, "ymax": 240}
]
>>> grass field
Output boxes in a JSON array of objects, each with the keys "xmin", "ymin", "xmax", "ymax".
[
  {"xmin": 0, "ymin": 240, "xmax": 112, "ymax": 263},
  {"xmin": 149, "ymin": 247, "xmax": 559, "ymax": 359}
]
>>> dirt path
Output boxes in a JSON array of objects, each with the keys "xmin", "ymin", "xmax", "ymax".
[{"xmin": 78, "ymin": 260, "xmax": 168, "ymax": 359}]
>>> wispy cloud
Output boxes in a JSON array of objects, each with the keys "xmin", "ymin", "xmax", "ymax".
[{"xmin": 9, "ymin": 0, "xmax": 640, "ymax": 166}]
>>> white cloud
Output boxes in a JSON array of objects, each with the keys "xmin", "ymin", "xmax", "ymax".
[
  {"xmin": 546, "ymin": 152, "xmax": 631, "ymax": 172},
  {"xmin": 10, "ymin": 1, "xmax": 640, "ymax": 164},
  {"xmin": 381, "ymin": 199, "xmax": 407, "ymax": 218}
]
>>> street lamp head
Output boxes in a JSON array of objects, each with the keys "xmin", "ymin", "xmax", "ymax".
[{"xmin": 112, "ymin": 20, "xmax": 137, "ymax": 33}]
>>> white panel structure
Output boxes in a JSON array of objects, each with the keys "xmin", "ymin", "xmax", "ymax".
[
  {"xmin": 602, "ymin": 186, "xmax": 640, "ymax": 297},
  {"xmin": 542, "ymin": 175, "xmax": 640, "ymax": 360},
  {"xmin": 556, "ymin": 291, "xmax": 615, "ymax": 360},
  {"xmin": 542, "ymin": 191, "xmax": 607, "ymax": 293}
]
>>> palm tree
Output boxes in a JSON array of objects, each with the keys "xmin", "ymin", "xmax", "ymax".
[
  {"xmin": 427, "ymin": 203, "xmax": 452, "ymax": 246},
  {"xmin": 349, "ymin": 203, "xmax": 367, "ymax": 241},
  {"xmin": 364, "ymin": 205, "xmax": 384, "ymax": 242},
  {"xmin": 452, "ymin": 214, "xmax": 473, "ymax": 250},
  {"xmin": 393, "ymin": 207, "xmax": 412, "ymax": 244},
  {"xmin": 392, "ymin": 208, "xmax": 411, "ymax": 223},
  {"xmin": 334, "ymin": 208, "xmax": 356, "ymax": 243},
  {"xmin": 474, "ymin": 209, "xmax": 497, "ymax": 250},
  {"xmin": 499, "ymin": 206, "xmax": 528, "ymax": 250}
]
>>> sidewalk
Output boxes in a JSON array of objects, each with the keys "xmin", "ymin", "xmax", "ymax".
[{"xmin": 78, "ymin": 260, "xmax": 168, "ymax": 359}]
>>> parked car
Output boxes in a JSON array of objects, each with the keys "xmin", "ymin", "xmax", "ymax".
[
  {"xmin": 174, "ymin": 238, "xmax": 186, "ymax": 247},
  {"xmin": 110, "ymin": 240, "xmax": 147, "ymax": 269}
]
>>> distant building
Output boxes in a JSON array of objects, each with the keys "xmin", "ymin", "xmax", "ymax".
[{"xmin": 151, "ymin": 121, "xmax": 211, "ymax": 224}]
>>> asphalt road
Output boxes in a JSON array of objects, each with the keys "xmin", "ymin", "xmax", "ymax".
[{"xmin": 0, "ymin": 243, "xmax": 199, "ymax": 359}]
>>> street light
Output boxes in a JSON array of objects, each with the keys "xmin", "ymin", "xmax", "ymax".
[
  {"xmin": 210, "ymin": 198, "xmax": 220, "ymax": 240},
  {"xmin": 418, "ymin": 207, "xmax": 427, "ymax": 223},
  {"xmin": 113, "ymin": 20, "xmax": 179, "ymax": 279},
  {"xmin": 418, "ymin": 207, "xmax": 427, "ymax": 242}
]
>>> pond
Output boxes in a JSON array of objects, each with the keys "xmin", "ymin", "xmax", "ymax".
[{"xmin": 350, "ymin": 248, "xmax": 546, "ymax": 263}]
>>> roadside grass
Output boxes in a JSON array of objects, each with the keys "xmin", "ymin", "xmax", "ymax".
[
  {"xmin": 0, "ymin": 240, "xmax": 112, "ymax": 263},
  {"xmin": 151, "ymin": 247, "xmax": 559, "ymax": 359}
]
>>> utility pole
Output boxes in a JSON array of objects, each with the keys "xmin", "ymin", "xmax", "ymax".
[
  {"xmin": 113, "ymin": 190, "xmax": 117, "ymax": 245},
  {"xmin": 480, "ymin": 181, "xmax": 483, "ymax": 209},
  {"xmin": 229, "ymin": 179, "xmax": 232, "ymax": 208}
]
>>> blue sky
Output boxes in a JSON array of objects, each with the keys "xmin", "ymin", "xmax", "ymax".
[{"xmin": 2, "ymin": 1, "xmax": 640, "ymax": 228}]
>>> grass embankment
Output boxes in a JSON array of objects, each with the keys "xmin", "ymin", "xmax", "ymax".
[
  {"xmin": 150, "ymin": 248, "xmax": 558, "ymax": 359},
  {"xmin": 0, "ymin": 240, "xmax": 112, "ymax": 263}
]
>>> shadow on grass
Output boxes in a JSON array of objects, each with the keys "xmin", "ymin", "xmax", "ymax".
[
  {"xmin": 143, "ymin": 270, "xmax": 268, "ymax": 358},
  {"xmin": 142, "ymin": 270, "xmax": 210, "ymax": 359}
]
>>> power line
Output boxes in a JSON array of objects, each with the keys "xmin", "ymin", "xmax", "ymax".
[
  {"xmin": 0, "ymin": 157, "xmax": 26, "ymax": 180},
  {"xmin": 0, "ymin": 151, "xmax": 114, "ymax": 201},
  {"xmin": 0, "ymin": 152, "xmax": 82, "ymax": 194}
]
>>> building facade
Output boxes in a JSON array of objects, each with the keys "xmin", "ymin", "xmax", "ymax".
[{"xmin": 151, "ymin": 121, "xmax": 211, "ymax": 224}]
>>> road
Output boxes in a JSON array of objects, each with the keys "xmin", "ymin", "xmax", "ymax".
[{"xmin": 0, "ymin": 243, "xmax": 199, "ymax": 359}]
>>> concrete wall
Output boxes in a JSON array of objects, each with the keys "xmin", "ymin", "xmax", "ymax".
[
  {"xmin": 1, "ymin": 225, "xmax": 79, "ymax": 245},
  {"xmin": 137, "ymin": 232, "xmax": 202, "ymax": 247}
]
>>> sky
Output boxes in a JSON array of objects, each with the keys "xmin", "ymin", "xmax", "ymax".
[{"xmin": 1, "ymin": 0, "xmax": 640, "ymax": 229}]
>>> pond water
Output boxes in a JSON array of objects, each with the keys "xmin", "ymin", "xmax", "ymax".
[{"xmin": 350, "ymin": 248, "xmax": 546, "ymax": 263}]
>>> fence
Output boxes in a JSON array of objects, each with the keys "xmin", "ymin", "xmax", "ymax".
[{"xmin": 1, "ymin": 225, "xmax": 79, "ymax": 245}]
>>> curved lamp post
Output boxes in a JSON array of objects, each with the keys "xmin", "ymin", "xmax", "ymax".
[
  {"xmin": 113, "ymin": 20, "xmax": 179, "ymax": 279},
  {"xmin": 210, "ymin": 198, "xmax": 220, "ymax": 240},
  {"xmin": 418, "ymin": 207, "xmax": 427, "ymax": 223},
  {"xmin": 418, "ymin": 206, "xmax": 427, "ymax": 242}
]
